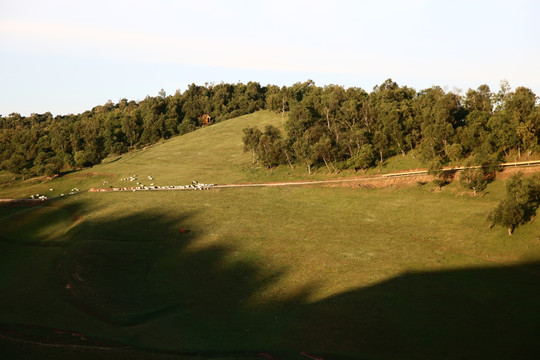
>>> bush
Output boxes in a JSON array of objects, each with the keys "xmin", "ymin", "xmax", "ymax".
[{"xmin": 459, "ymin": 167, "xmax": 489, "ymax": 196}]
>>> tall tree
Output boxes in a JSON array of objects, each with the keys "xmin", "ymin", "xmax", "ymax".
[
  {"xmin": 464, "ymin": 84, "xmax": 493, "ymax": 113},
  {"xmin": 256, "ymin": 125, "xmax": 285, "ymax": 168},
  {"xmin": 242, "ymin": 126, "xmax": 262, "ymax": 164},
  {"xmin": 416, "ymin": 87, "xmax": 462, "ymax": 164},
  {"xmin": 490, "ymin": 173, "xmax": 540, "ymax": 235},
  {"xmin": 505, "ymin": 87, "xmax": 539, "ymax": 157}
]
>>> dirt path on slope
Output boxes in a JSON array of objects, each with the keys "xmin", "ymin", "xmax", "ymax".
[
  {"xmin": 4, "ymin": 161, "xmax": 540, "ymax": 197},
  {"xmin": 215, "ymin": 161, "xmax": 540, "ymax": 189},
  {"xmin": 215, "ymin": 173, "xmax": 432, "ymax": 189}
]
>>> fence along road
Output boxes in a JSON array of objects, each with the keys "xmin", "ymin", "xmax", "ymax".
[
  {"xmin": 381, "ymin": 159, "xmax": 540, "ymax": 178},
  {"xmin": 215, "ymin": 160, "xmax": 540, "ymax": 188}
]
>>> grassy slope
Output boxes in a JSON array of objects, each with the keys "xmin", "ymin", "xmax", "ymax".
[{"xmin": 1, "ymin": 110, "xmax": 539, "ymax": 359}]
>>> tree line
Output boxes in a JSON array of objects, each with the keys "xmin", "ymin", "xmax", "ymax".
[
  {"xmin": 245, "ymin": 79, "xmax": 540, "ymax": 177},
  {"xmin": 1, "ymin": 79, "xmax": 539, "ymax": 180},
  {"xmin": 0, "ymin": 82, "xmax": 266, "ymax": 178}
]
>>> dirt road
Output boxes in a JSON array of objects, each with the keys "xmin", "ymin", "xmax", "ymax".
[
  {"xmin": 6, "ymin": 160, "xmax": 540, "ymax": 201},
  {"xmin": 215, "ymin": 160, "xmax": 540, "ymax": 189}
]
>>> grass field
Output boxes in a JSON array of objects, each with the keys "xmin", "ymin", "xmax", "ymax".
[{"xmin": 1, "ymin": 111, "xmax": 540, "ymax": 359}]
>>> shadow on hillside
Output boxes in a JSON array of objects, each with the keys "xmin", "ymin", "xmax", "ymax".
[
  {"xmin": 299, "ymin": 263, "xmax": 540, "ymax": 360},
  {"xmin": 2, "ymin": 200, "xmax": 540, "ymax": 360}
]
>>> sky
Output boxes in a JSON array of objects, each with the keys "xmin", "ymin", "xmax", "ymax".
[{"xmin": 1, "ymin": 0, "xmax": 539, "ymax": 116}]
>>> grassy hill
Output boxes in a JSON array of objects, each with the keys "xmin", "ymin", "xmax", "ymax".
[{"xmin": 1, "ymin": 111, "xmax": 539, "ymax": 359}]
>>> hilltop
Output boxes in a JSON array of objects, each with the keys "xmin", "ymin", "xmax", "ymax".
[
  {"xmin": 0, "ymin": 111, "xmax": 280, "ymax": 199},
  {"xmin": 0, "ymin": 110, "xmax": 427, "ymax": 199}
]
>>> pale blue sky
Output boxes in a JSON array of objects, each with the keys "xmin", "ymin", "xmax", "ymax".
[{"xmin": 1, "ymin": 0, "xmax": 539, "ymax": 116}]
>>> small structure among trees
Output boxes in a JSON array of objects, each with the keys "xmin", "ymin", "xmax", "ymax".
[{"xmin": 198, "ymin": 114, "xmax": 213, "ymax": 127}]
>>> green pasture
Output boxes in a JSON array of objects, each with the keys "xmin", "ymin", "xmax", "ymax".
[{"xmin": 1, "ymin": 111, "xmax": 539, "ymax": 359}]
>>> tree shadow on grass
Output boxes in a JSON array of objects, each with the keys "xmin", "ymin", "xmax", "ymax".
[
  {"xmin": 1, "ymin": 200, "xmax": 540, "ymax": 360},
  {"xmin": 299, "ymin": 263, "xmax": 540, "ymax": 360},
  {"xmin": 49, "ymin": 200, "xmax": 314, "ymax": 355}
]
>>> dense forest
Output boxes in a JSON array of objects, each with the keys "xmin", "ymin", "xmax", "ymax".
[
  {"xmin": 0, "ymin": 82, "xmax": 266, "ymax": 178},
  {"xmin": 1, "ymin": 80, "xmax": 539, "ymax": 178},
  {"xmin": 248, "ymin": 79, "xmax": 539, "ymax": 175}
]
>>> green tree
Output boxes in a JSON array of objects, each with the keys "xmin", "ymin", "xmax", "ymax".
[
  {"xmin": 121, "ymin": 114, "xmax": 140, "ymax": 148},
  {"xmin": 347, "ymin": 144, "xmax": 376, "ymax": 173},
  {"xmin": 370, "ymin": 79, "xmax": 417, "ymax": 157},
  {"xmin": 489, "ymin": 173, "xmax": 540, "ymax": 235},
  {"xmin": 505, "ymin": 173, "xmax": 540, "ymax": 218},
  {"xmin": 459, "ymin": 167, "xmax": 488, "ymax": 196},
  {"xmin": 488, "ymin": 86, "xmax": 539, "ymax": 159},
  {"xmin": 490, "ymin": 199, "xmax": 525, "ymax": 235},
  {"xmin": 73, "ymin": 150, "xmax": 91, "ymax": 168},
  {"xmin": 426, "ymin": 156, "xmax": 447, "ymax": 191},
  {"xmin": 313, "ymin": 134, "xmax": 335, "ymax": 173},
  {"xmin": 506, "ymin": 87, "xmax": 538, "ymax": 157},
  {"xmin": 285, "ymin": 103, "xmax": 318, "ymax": 140},
  {"xmin": 242, "ymin": 126, "xmax": 262, "ymax": 163},
  {"xmin": 3, "ymin": 153, "xmax": 27, "ymax": 174},
  {"xmin": 320, "ymin": 84, "xmax": 346, "ymax": 143},
  {"xmin": 293, "ymin": 135, "xmax": 316, "ymax": 174},
  {"xmin": 372, "ymin": 130, "xmax": 390, "ymax": 165},
  {"xmin": 415, "ymin": 87, "xmax": 462, "ymax": 165},
  {"xmin": 458, "ymin": 110, "xmax": 492, "ymax": 156},
  {"xmin": 464, "ymin": 84, "xmax": 493, "ymax": 113},
  {"xmin": 256, "ymin": 125, "xmax": 285, "ymax": 169},
  {"xmin": 178, "ymin": 119, "xmax": 197, "ymax": 135}
]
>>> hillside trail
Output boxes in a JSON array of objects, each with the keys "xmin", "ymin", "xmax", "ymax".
[
  {"xmin": 2, "ymin": 160, "xmax": 540, "ymax": 200},
  {"xmin": 215, "ymin": 160, "xmax": 540, "ymax": 189}
]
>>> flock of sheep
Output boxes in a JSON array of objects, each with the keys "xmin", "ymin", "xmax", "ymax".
[
  {"xmin": 30, "ymin": 187, "xmax": 80, "ymax": 200},
  {"xmin": 29, "ymin": 175, "xmax": 215, "ymax": 200},
  {"xmin": 113, "ymin": 175, "xmax": 215, "ymax": 191}
]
